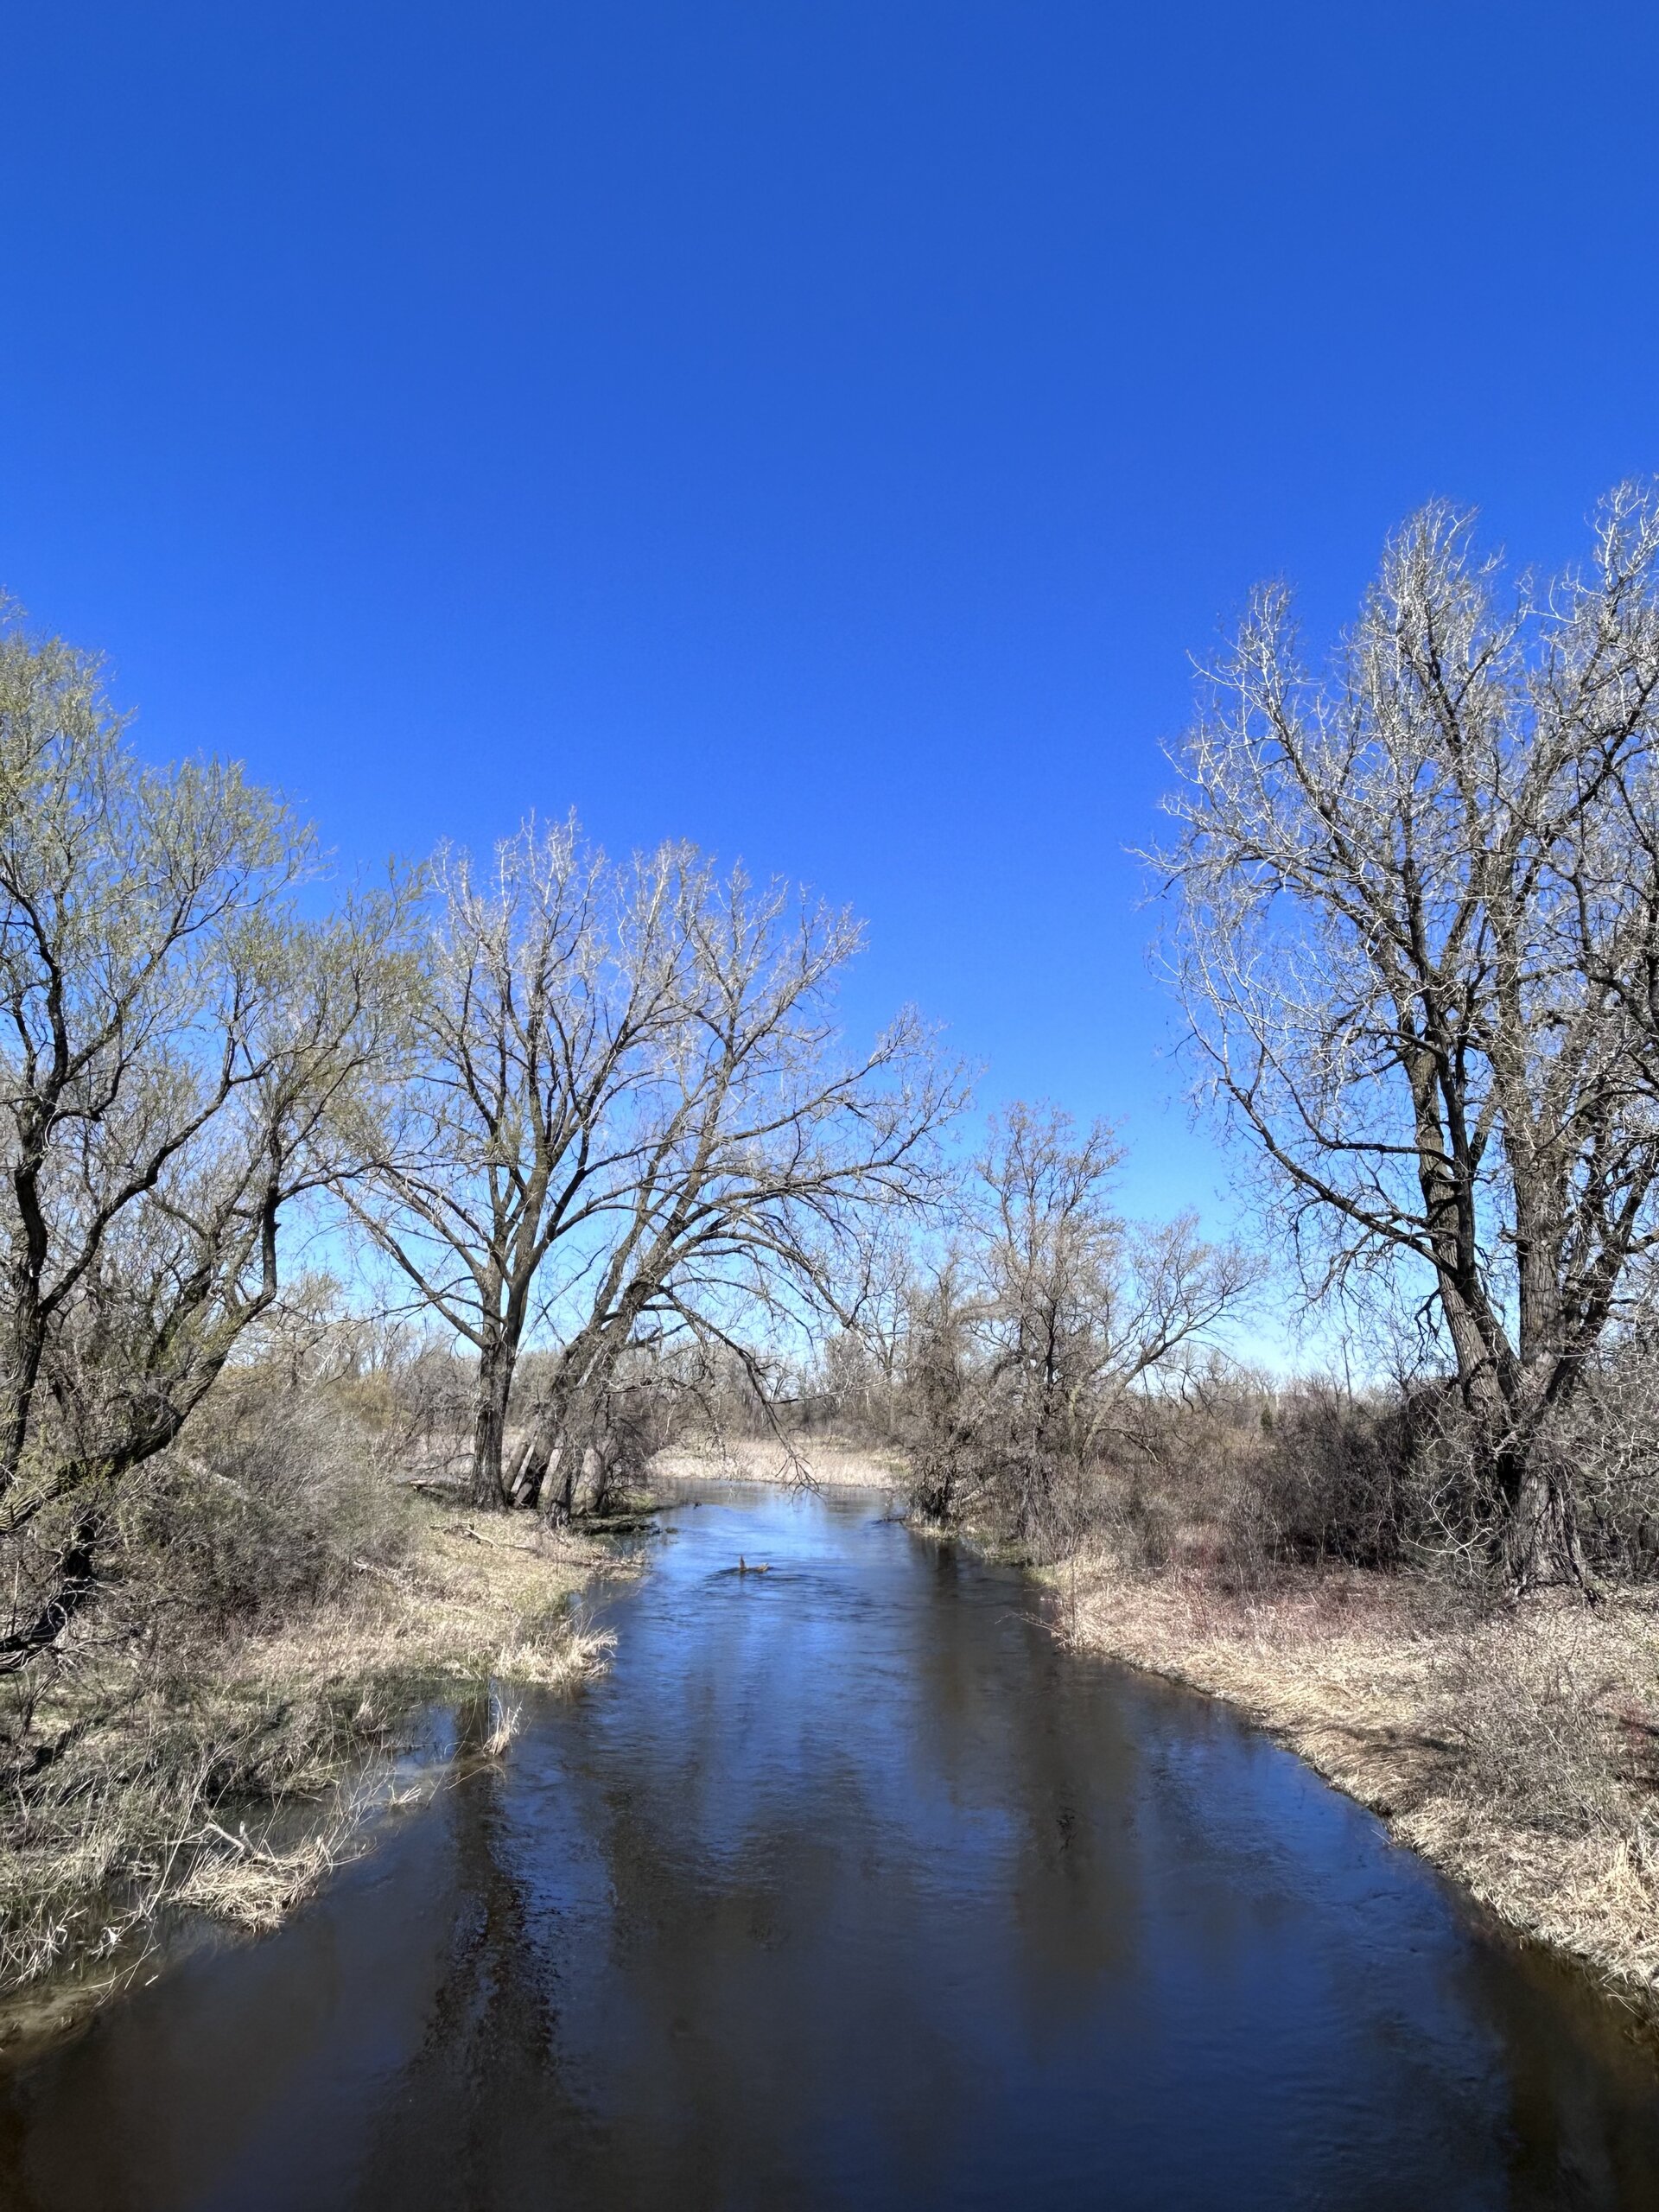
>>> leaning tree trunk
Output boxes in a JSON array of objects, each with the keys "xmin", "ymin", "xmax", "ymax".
[
  {"xmin": 531, "ymin": 1380, "xmax": 608, "ymax": 1523},
  {"xmin": 502, "ymin": 1401, "xmax": 577, "ymax": 1518},
  {"xmin": 508, "ymin": 1332, "xmax": 626, "ymax": 1520},
  {"xmin": 503, "ymin": 1406, "xmax": 559, "ymax": 1515}
]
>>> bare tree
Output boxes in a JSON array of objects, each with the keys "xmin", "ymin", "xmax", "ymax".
[
  {"xmin": 354, "ymin": 817, "xmax": 960, "ymax": 1512},
  {"xmin": 903, "ymin": 1103, "xmax": 1258, "ymax": 1535},
  {"xmin": 348, "ymin": 822, "xmax": 707, "ymax": 1507},
  {"xmin": 776, "ymin": 1213, "xmax": 921, "ymax": 1443},
  {"xmin": 1157, "ymin": 485, "xmax": 1659, "ymax": 1586},
  {"xmin": 0, "ymin": 614, "xmax": 406, "ymax": 1668},
  {"xmin": 508, "ymin": 856, "xmax": 962, "ymax": 1517}
]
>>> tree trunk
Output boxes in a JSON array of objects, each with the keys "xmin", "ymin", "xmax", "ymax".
[
  {"xmin": 1500, "ymin": 1447, "xmax": 1593, "ymax": 1592},
  {"xmin": 504, "ymin": 1414, "xmax": 562, "ymax": 1515},
  {"xmin": 503, "ymin": 1431, "xmax": 544, "ymax": 1509},
  {"xmin": 470, "ymin": 1343, "xmax": 514, "ymax": 1510},
  {"xmin": 518, "ymin": 1349, "xmax": 614, "ymax": 1522},
  {"xmin": 550, "ymin": 1438, "xmax": 581, "ymax": 1523},
  {"xmin": 1446, "ymin": 1311, "xmax": 1592, "ymax": 1592}
]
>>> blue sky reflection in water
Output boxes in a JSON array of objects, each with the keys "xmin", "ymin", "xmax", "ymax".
[{"xmin": 0, "ymin": 1489, "xmax": 1654, "ymax": 2209}]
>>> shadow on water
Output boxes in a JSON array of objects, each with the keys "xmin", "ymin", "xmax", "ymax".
[{"xmin": 0, "ymin": 1484, "xmax": 1655, "ymax": 2210}]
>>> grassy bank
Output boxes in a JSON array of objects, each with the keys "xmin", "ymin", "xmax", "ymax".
[
  {"xmin": 1040, "ymin": 1549, "xmax": 1659, "ymax": 2018},
  {"xmin": 0, "ymin": 1493, "xmax": 626, "ymax": 2033}
]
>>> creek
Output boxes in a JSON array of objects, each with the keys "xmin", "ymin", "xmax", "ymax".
[{"xmin": 0, "ymin": 1482, "xmax": 1655, "ymax": 2209}]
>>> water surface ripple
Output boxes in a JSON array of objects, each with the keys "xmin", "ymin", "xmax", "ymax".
[{"xmin": 1, "ymin": 1484, "xmax": 1656, "ymax": 2209}]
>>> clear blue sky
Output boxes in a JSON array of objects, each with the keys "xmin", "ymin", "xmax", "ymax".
[{"xmin": 4, "ymin": 3, "xmax": 1657, "ymax": 1227}]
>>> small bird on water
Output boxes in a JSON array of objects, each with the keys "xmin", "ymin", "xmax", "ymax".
[{"xmin": 737, "ymin": 1556, "xmax": 771, "ymax": 1575}]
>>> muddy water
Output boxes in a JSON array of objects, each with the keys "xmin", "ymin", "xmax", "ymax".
[{"xmin": 0, "ymin": 1484, "xmax": 1656, "ymax": 2210}]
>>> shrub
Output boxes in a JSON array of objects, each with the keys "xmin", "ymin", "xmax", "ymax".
[
  {"xmin": 1435, "ymin": 1606, "xmax": 1658, "ymax": 1843},
  {"xmin": 130, "ymin": 1376, "xmax": 414, "ymax": 1631}
]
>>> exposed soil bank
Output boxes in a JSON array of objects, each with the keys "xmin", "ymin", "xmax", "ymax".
[{"xmin": 0, "ymin": 1497, "xmax": 626, "ymax": 2037}]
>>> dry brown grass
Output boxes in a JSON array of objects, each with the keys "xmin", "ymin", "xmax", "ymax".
[
  {"xmin": 0, "ymin": 1497, "xmax": 626, "ymax": 2023},
  {"xmin": 243, "ymin": 1502, "xmax": 624, "ymax": 1697},
  {"xmin": 1046, "ymin": 1546, "xmax": 1659, "ymax": 2014},
  {"xmin": 652, "ymin": 1436, "xmax": 907, "ymax": 1491}
]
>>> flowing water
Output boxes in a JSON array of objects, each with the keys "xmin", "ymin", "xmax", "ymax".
[{"xmin": 0, "ymin": 1483, "xmax": 1656, "ymax": 2210}]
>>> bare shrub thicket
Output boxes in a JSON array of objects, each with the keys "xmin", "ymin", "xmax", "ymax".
[
  {"xmin": 0, "ymin": 1338, "xmax": 418, "ymax": 1989},
  {"xmin": 1002, "ymin": 1369, "xmax": 1411, "ymax": 1589},
  {"xmin": 1550, "ymin": 1335, "xmax": 1659, "ymax": 1580},
  {"xmin": 131, "ymin": 1377, "xmax": 414, "ymax": 1630},
  {"xmin": 1436, "ymin": 1605, "xmax": 1651, "ymax": 1841},
  {"xmin": 819, "ymin": 1103, "xmax": 1259, "ymax": 1548},
  {"xmin": 1068, "ymin": 1357, "xmax": 1659, "ymax": 1596}
]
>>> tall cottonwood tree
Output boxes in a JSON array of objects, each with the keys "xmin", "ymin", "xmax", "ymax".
[
  {"xmin": 349, "ymin": 823, "xmax": 709, "ymax": 1508},
  {"xmin": 0, "ymin": 616, "xmax": 408, "ymax": 1668},
  {"xmin": 355, "ymin": 817, "xmax": 958, "ymax": 1511},
  {"xmin": 1159, "ymin": 485, "xmax": 1659, "ymax": 1585}
]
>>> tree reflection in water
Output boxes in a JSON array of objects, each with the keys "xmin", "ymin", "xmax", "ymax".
[{"xmin": 0, "ymin": 1487, "xmax": 1656, "ymax": 2212}]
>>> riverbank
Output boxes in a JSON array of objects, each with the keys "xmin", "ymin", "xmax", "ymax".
[
  {"xmin": 689, "ymin": 1439, "xmax": 1659, "ymax": 2019},
  {"xmin": 0, "ymin": 1496, "xmax": 624, "ymax": 2029},
  {"xmin": 1040, "ymin": 1548, "xmax": 1659, "ymax": 2021},
  {"xmin": 651, "ymin": 1437, "xmax": 909, "ymax": 1491},
  {"xmin": 10, "ymin": 1482, "xmax": 1655, "ymax": 2204}
]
